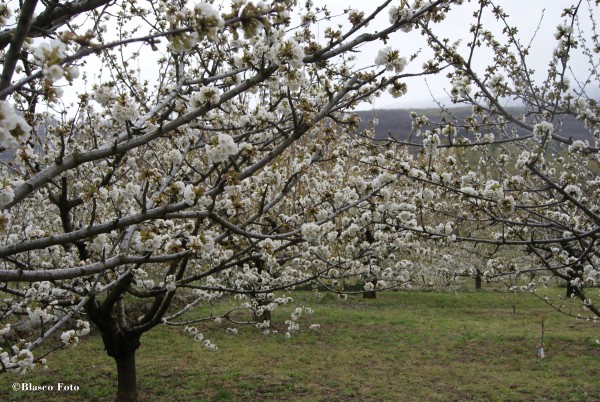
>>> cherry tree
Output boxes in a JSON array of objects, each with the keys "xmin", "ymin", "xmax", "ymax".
[
  {"xmin": 0, "ymin": 0, "xmax": 467, "ymax": 400},
  {"xmin": 383, "ymin": 0, "xmax": 600, "ymax": 317}
]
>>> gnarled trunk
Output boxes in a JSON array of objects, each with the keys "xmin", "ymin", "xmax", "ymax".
[
  {"xmin": 85, "ymin": 282, "xmax": 142, "ymax": 402},
  {"xmin": 99, "ymin": 327, "xmax": 141, "ymax": 402}
]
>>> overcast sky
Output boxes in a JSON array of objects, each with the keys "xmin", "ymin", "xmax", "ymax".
[
  {"xmin": 24, "ymin": 1, "xmax": 593, "ymax": 112},
  {"xmin": 311, "ymin": 0, "xmax": 594, "ymax": 109}
]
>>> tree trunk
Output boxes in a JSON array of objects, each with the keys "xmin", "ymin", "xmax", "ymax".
[
  {"xmin": 566, "ymin": 280, "xmax": 576, "ymax": 298},
  {"xmin": 114, "ymin": 352, "xmax": 138, "ymax": 402},
  {"xmin": 86, "ymin": 298, "xmax": 142, "ymax": 402},
  {"xmin": 254, "ymin": 309, "xmax": 271, "ymax": 323},
  {"xmin": 566, "ymin": 268, "xmax": 583, "ymax": 298},
  {"xmin": 363, "ymin": 279, "xmax": 377, "ymax": 299},
  {"xmin": 363, "ymin": 290, "xmax": 377, "ymax": 299},
  {"xmin": 475, "ymin": 274, "xmax": 482, "ymax": 290}
]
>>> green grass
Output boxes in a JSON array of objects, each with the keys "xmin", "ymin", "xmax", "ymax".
[{"xmin": 1, "ymin": 289, "xmax": 599, "ymax": 401}]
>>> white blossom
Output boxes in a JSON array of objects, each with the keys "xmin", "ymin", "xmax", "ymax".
[
  {"xmin": 374, "ymin": 46, "xmax": 407, "ymax": 73},
  {"xmin": 112, "ymin": 103, "xmax": 139, "ymax": 123},
  {"xmin": 61, "ymin": 330, "xmax": 79, "ymax": 347},
  {"xmin": 563, "ymin": 184, "xmax": 582, "ymax": 199},
  {"xmin": 93, "ymin": 86, "xmax": 115, "ymax": 106},
  {"xmin": 205, "ymin": 133, "xmax": 238, "ymax": 164},
  {"xmin": 44, "ymin": 64, "xmax": 64, "ymax": 81},
  {"xmin": 533, "ymin": 122, "xmax": 553, "ymax": 141},
  {"xmin": 0, "ymin": 101, "xmax": 32, "ymax": 148}
]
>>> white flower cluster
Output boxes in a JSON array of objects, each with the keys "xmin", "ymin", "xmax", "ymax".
[
  {"xmin": 112, "ymin": 103, "xmax": 140, "ymax": 124},
  {"xmin": 205, "ymin": 133, "xmax": 238, "ymax": 164},
  {"xmin": 500, "ymin": 196, "xmax": 516, "ymax": 214},
  {"xmin": 388, "ymin": 5, "xmax": 414, "ymax": 31},
  {"xmin": 191, "ymin": 2, "xmax": 225, "ymax": 41},
  {"xmin": 488, "ymin": 73, "xmax": 505, "ymax": 95},
  {"xmin": 554, "ymin": 23, "xmax": 574, "ymax": 40},
  {"xmin": 88, "ymin": 233, "xmax": 109, "ymax": 254},
  {"xmin": 451, "ymin": 76, "xmax": 472, "ymax": 98},
  {"xmin": 0, "ymin": 101, "xmax": 32, "ymax": 148},
  {"xmin": 33, "ymin": 39, "xmax": 66, "ymax": 61},
  {"xmin": 183, "ymin": 184, "xmax": 196, "ymax": 206},
  {"xmin": 27, "ymin": 307, "xmax": 57, "ymax": 324},
  {"xmin": 190, "ymin": 86, "xmax": 222, "ymax": 107},
  {"xmin": 515, "ymin": 151, "xmax": 533, "ymax": 170},
  {"xmin": 584, "ymin": 265, "xmax": 600, "ymax": 285},
  {"xmin": 165, "ymin": 275, "xmax": 177, "ymax": 292},
  {"xmin": 563, "ymin": 184, "xmax": 582, "ymax": 199},
  {"xmin": 184, "ymin": 326, "xmax": 206, "ymax": 343},
  {"xmin": 1, "ymin": 347, "xmax": 35, "ymax": 374},
  {"xmin": 301, "ymin": 222, "xmax": 323, "ymax": 243},
  {"xmin": 374, "ymin": 46, "xmax": 407, "ymax": 73},
  {"xmin": 24, "ymin": 281, "xmax": 67, "ymax": 303},
  {"xmin": 460, "ymin": 186, "xmax": 479, "ymax": 197},
  {"xmin": 169, "ymin": 31, "xmax": 200, "ymax": 53},
  {"xmin": 93, "ymin": 86, "xmax": 115, "ymax": 107},
  {"xmin": 60, "ymin": 330, "xmax": 79, "ymax": 347},
  {"xmin": 422, "ymin": 132, "xmax": 441, "ymax": 157},
  {"xmin": 184, "ymin": 325, "xmax": 217, "ymax": 351},
  {"xmin": 568, "ymin": 140, "xmax": 588, "ymax": 154},
  {"xmin": 0, "ymin": 323, "xmax": 11, "ymax": 336},
  {"xmin": 533, "ymin": 121, "xmax": 553, "ymax": 141},
  {"xmin": 0, "ymin": 182, "xmax": 15, "ymax": 205},
  {"xmin": 348, "ymin": 9, "xmax": 365, "ymax": 25},
  {"xmin": 482, "ymin": 180, "xmax": 504, "ymax": 203},
  {"xmin": 33, "ymin": 39, "xmax": 79, "ymax": 83},
  {"xmin": 75, "ymin": 320, "xmax": 91, "ymax": 337},
  {"xmin": 202, "ymin": 339, "xmax": 218, "ymax": 351},
  {"xmin": 276, "ymin": 39, "xmax": 305, "ymax": 69}
]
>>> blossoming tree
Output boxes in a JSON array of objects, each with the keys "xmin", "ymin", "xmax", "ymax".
[
  {"xmin": 0, "ymin": 0, "xmax": 466, "ymax": 400},
  {"xmin": 385, "ymin": 0, "xmax": 600, "ymax": 317}
]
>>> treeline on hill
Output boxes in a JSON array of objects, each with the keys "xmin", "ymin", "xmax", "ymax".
[{"xmin": 355, "ymin": 107, "xmax": 593, "ymax": 143}]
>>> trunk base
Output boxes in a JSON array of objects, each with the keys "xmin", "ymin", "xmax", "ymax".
[{"xmin": 115, "ymin": 352, "xmax": 138, "ymax": 402}]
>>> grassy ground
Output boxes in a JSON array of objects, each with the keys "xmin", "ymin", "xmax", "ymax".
[{"xmin": 1, "ymin": 288, "xmax": 599, "ymax": 401}]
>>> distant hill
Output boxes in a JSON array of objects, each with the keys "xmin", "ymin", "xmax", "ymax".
[
  {"xmin": 355, "ymin": 107, "xmax": 593, "ymax": 143},
  {"xmin": 1, "ymin": 108, "xmax": 592, "ymax": 162}
]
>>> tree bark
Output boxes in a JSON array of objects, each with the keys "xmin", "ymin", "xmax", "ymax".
[
  {"xmin": 475, "ymin": 274, "xmax": 482, "ymax": 290},
  {"xmin": 114, "ymin": 352, "xmax": 138, "ymax": 402},
  {"xmin": 98, "ymin": 328, "xmax": 141, "ymax": 402}
]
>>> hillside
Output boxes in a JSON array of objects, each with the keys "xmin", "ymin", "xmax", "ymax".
[
  {"xmin": 1, "ymin": 108, "xmax": 593, "ymax": 162},
  {"xmin": 355, "ymin": 107, "xmax": 593, "ymax": 143}
]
